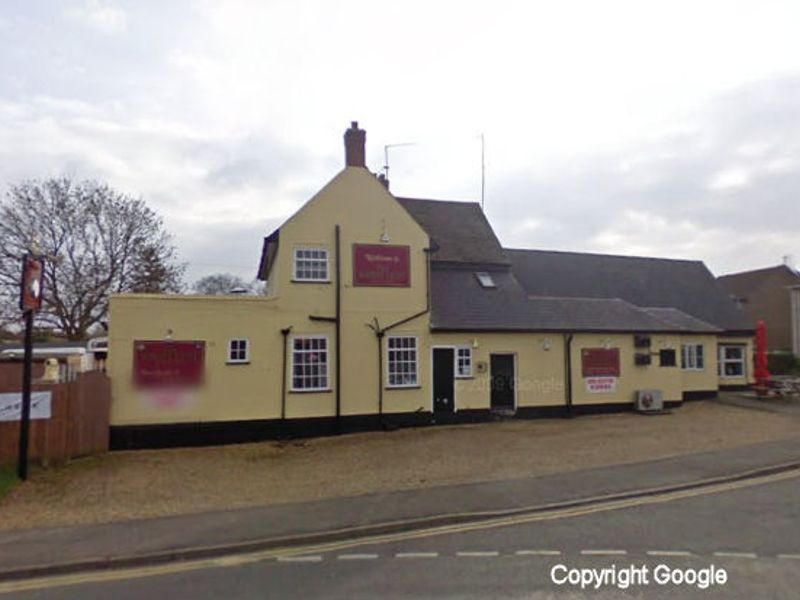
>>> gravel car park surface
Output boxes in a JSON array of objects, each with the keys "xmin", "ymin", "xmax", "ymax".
[{"xmin": 0, "ymin": 398, "xmax": 798, "ymax": 530}]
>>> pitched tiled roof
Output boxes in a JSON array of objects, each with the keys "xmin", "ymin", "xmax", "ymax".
[
  {"xmin": 639, "ymin": 307, "xmax": 720, "ymax": 333},
  {"xmin": 395, "ymin": 197, "xmax": 508, "ymax": 266},
  {"xmin": 430, "ymin": 267, "xmax": 723, "ymax": 333},
  {"xmin": 507, "ymin": 249, "xmax": 752, "ymax": 333}
]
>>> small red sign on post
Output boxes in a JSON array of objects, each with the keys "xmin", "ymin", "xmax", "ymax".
[
  {"xmin": 19, "ymin": 254, "xmax": 44, "ymax": 312},
  {"xmin": 133, "ymin": 341, "xmax": 205, "ymax": 388},
  {"xmin": 353, "ymin": 244, "xmax": 410, "ymax": 287},
  {"xmin": 581, "ymin": 348, "xmax": 621, "ymax": 377}
]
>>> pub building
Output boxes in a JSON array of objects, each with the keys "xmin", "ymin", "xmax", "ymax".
[{"xmin": 108, "ymin": 122, "xmax": 754, "ymax": 448}]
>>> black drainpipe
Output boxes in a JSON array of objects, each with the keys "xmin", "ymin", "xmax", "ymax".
[
  {"xmin": 335, "ymin": 224, "xmax": 342, "ymax": 432},
  {"xmin": 280, "ymin": 327, "xmax": 292, "ymax": 419},
  {"xmin": 369, "ymin": 248, "xmax": 432, "ymax": 423},
  {"xmin": 564, "ymin": 333, "xmax": 574, "ymax": 418},
  {"xmin": 377, "ymin": 329, "xmax": 385, "ymax": 416}
]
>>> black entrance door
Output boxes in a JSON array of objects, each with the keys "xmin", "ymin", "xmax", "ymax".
[
  {"xmin": 490, "ymin": 354, "xmax": 515, "ymax": 410},
  {"xmin": 433, "ymin": 348, "xmax": 455, "ymax": 413}
]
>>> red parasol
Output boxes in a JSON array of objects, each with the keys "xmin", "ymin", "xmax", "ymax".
[{"xmin": 754, "ymin": 319, "xmax": 771, "ymax": 388}]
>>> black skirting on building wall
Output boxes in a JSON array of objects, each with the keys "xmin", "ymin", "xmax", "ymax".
[
  {"xmin": 682, "ymin": 390, "xmax": 719, "ymax": 401},
  {"xmin": 110, "ymin": 399, "xmax": 685, "ymax": 450}
]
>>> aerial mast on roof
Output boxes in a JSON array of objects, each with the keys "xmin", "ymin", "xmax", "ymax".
[
  {"xmin": 480, "ymin": 133, "xmax": 485, "ymax": 210},
  {"xmin": 383, "ymin": 142, "xmax": 416, "ymax": 185}
]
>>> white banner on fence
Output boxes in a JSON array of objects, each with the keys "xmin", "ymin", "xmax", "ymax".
[{"xmin": 0, "ymin": 391, "xmax": 52, "ymax": 421}]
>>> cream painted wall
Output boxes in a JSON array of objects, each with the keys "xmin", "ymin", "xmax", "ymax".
[
  {"xmin": 570, "ymin": 333, "xmax": 683, "ymax": 405},
  {"xmin": 420, "ymin": 332, "xmax": 567, "ymax": 411},
  {"xmin": 679, "ymin": 335, "xmax": 719, "ymax": 392}
]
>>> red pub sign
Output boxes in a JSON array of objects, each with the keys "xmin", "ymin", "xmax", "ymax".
[
  {"xmin": 581, "ymin": 348, "xmax": 621, "ymax": 377},
  {"xmin": 353, "ymin": 244, "xmax": 410, "ymax": 287},
  {"xmin": 133, "ymin": 341, "xmax": 205, "ymax": 388}
]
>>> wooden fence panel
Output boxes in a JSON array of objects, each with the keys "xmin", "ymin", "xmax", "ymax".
[{"xmin": 0, "ymin": 370, "xmax": 110, "ymax": 466}]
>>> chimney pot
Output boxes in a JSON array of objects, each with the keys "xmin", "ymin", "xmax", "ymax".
[{"xmin": 344, "ymin": 121, "xmax": 366, "ymax": 167}]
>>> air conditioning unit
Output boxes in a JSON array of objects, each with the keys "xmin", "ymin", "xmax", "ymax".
[{"xmin": 635, "ymin": 389, "xmax": 663, "ymax": 412}]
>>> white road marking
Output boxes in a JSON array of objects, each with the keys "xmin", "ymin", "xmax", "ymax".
[
  {"xmin": 456, "ymin": 551, "xmax": 500, "ymax": 557},
  {"xmin": 581, "ymin": 549, "xmax": 627, "ymax": 556},
  {"xmin": 337, "ymin": 553, "xmax": 379, "ymax": 560},
  {"xmin": 646, "ymin": 550, "xmax": 693, "ymax": 557},
  {"xmin": 276, "ymin": 555, "xmax": 323, "ymax": 563},
  {"xmin": 395, "ymin": 552, "xmax": 439, "ymax": 558},
  {"xmin": 516, "ymin": 550, "xmax": 562, "ymax": 556},
  {"xmin": 777, "ymin": 554, "xmax": 800, "ymax": 560},
  {"xmin": 713, "ymin": 552, "xmax": 757, "ymax": 559}
]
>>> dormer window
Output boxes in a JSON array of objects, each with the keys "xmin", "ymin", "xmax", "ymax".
[
  {"xmin": 475, "ymin": 271, "xmax": 496, "ymax": 288},
  {"xmin": 293, "ymin": 247, "xmax": 329, "ymax": 282}
]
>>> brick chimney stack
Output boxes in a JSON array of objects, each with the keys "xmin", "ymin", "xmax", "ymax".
[{"xmin": 344, "ymin": 121, "xmax": 366, "ymax": 167}]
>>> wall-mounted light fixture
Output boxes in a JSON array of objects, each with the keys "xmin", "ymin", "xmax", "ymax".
[
  {"xmin": 541, "ymin": 338, "xmax": 552, "ymax": 351},
  {"xmin": 472, "ymin": 338, "xmax": 479, "ymax": 349},
  {"xmin": 165, "ymin": 329, "xmax": 173, "ymax": 340}
]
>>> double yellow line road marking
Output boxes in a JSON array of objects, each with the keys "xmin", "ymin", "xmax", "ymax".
[{"xmin": 2, "ymin": 466, "xmax": 798, "ymax": 594}]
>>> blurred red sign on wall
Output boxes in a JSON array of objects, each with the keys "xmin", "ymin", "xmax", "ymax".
[
  {"xmin": 353, "ymin": 244, "xmax": 410, "ymax": 287},
  {"xmin": 133, "ymin": 341, "xmax": 205, "ymax": 388},
  {"xmin": 581, "ymin": 348, "xmax": 621, "ymax": 377}
]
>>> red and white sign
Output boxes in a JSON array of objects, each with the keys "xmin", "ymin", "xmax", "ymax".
[
  {"xmin": 133, "ymin": 341, "xmax": 205, "ymax": 388},
  {"xmin": 19, "ymin": 254, "xmax": 44, "ymax": 312},
  {"xmin": 585, "ymin": 376, "xmax": 618, "ymax": 394},
  {"xmin": 581, "ymin": 348, "xmax": 621, "ymax": 377},
  {"xmin": 353, "ymin": 244, "xmax": 410, "ymax": 287}
]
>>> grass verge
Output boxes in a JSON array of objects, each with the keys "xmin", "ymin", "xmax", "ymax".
[{"xmin": 0, "ymin": 465, "xmax": 19, "ymax": 501}]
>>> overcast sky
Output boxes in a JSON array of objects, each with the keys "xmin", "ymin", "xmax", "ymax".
[{"xmin": 1, "ymin": 1, "xmax": 799, "ymax": 283}]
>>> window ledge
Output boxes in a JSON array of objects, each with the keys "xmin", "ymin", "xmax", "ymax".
[
  {"xmin": 289, "ymin": 388, "xmax": 333, "ymax": 394},
  {"xmin": 385, "ymin": 385, "xmax": 422, "ymax": 390},
  {"xmin": 226, "ymin": 361, "xmax": 251, "ymax": 366},
  {"xmin": 291, "ymin": 279, "xmax": 331, "ymax": 284}
]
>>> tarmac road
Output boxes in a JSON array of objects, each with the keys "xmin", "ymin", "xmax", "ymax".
[{"xmin": 4, "ymin": 473, "xmax": 799, "ymax": 599}]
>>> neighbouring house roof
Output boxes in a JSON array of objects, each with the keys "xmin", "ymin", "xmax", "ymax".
[
  {"xmin": 717, "ymin": 264, "xmax": 800, "ymax": 298},
  {"xmin": 429, "ymin": 267, "xmax": 723, "ymax": 333},
  {"xmin": 506, "ymin": 248, "xmax": 752, "ymax": 333},
  {"xmin": 396, "ymin": 197, "xmax": 509, "ymax": 266}
]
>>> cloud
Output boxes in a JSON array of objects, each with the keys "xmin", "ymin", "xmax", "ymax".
[
  {"xmin": 65, "ymin": 0, "xmax": 128, "ymax": 34},
  {"xmin": 490, "ymin": 75, "xmax": 800, "ymax": 275}
]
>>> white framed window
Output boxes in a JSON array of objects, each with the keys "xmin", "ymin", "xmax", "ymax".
[
  {"xmin": 681, "ymin": 343, "xmax": 704, "ymax": 370},
  {"xmin": 293, "ymin": 247, "xmax": 329, "ymax": 282},
  {"xmin": 456, "ymin": 346, "xmax": 473, "ymax": 378},
  {"xmin": 719, "ymin": 344, "xmax": 745, "ymax": 378},
  {"xmin": 387, "ymin": 336, "xmax": 419, "ymax": 387},
  {"xmin": 291, "ymin": 336, "xmax": 329, "ymax": 391},
  {"xmin": 227, "ymin": 338, "xmax": 250, "ymax": 364}
]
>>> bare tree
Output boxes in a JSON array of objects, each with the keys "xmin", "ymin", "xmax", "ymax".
[
  {"xmin": 193, "ymin": 273, "xmax": 263, "ymax": 295},
  {"xmin": 0, "ymin": 178, "xmax": 185, "ymax": 340}
]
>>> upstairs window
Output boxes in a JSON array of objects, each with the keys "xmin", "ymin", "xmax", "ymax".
[
  {"xmin": 681, "ymin": 344, "xmax": 704, "ymax": 370},
  {"xmin": 227, "ymin": 339, "xmax": 249, "ymax": 364},
  {"xmin": 387, "ymin": 336, "xmax": 419, "ymax": 387},
  {"xmin": 293, "ymin": 247, "xmax": 329, "ymax": 282},
  {"xmin": 475, "ymin": 272, "xmax": 496, "ymax": 288},
  {"xmin": 456, "ymin": 346, "xmax": 473, "ymax": 378}
]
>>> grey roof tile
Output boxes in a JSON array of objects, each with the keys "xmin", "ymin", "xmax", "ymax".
[
  {"xmin": 396, "ymin": 197, "xmax": 508, "ymax": 265},
  {"xmin": 507, "ymin": 248, "xmax": 752, "ymax": 333}
]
